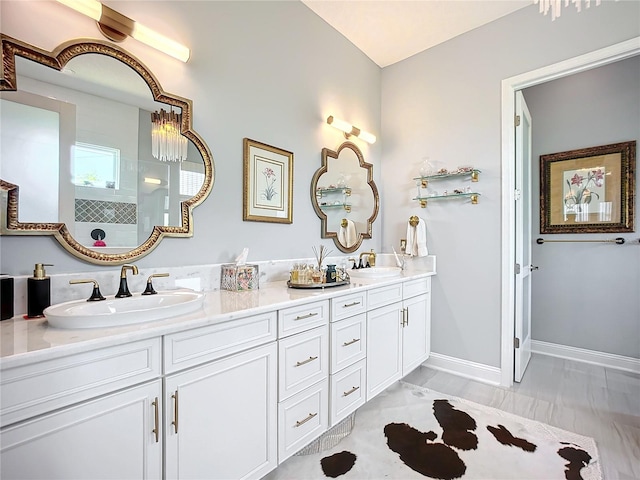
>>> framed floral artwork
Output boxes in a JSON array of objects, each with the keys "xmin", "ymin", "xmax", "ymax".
[
  {"xmin": 540, "ymin": 141, "xmax": 635, "ymax": 234},
  {"xmin": 243, "ymin": 138, "xmax": 293, "ymax": 223}
]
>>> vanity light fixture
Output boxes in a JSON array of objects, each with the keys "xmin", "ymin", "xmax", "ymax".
[
  {"xmin": 55, "ymin": 0, "xmax": 190, "ymax": 62},
  {"xmin": 144, "ymin": 177, "xmax": 162, "ymax": 185},
  {"xmin": 327, "ymin": 116, "xmax": 376, "ymax": 144},
  {"xmin": 151, "ymin": 109, "xmax": 188, "ymax": 162}
]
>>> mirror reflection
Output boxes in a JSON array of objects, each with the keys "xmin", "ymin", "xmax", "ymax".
[
  {"xmin": 0, "ymin": 37, "xmax": 213, "ymax": 264},
  {"xmin": 311, "ymin": 141, "xmax": 379, "ymax": 253}
]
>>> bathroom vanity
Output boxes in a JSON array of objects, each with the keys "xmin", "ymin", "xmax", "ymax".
[{"xmin": 0, "ymin": 268, "xmax": 434, "ymax": 480}]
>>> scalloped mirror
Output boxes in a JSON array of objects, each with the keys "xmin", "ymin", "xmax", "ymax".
[
  {"xmin": 0, "ymin": 35, "xmax": 214, "ymax": 265},
  {"xmin": 311, "ymin": 141, "xmax": 379, "ymax": 253}
]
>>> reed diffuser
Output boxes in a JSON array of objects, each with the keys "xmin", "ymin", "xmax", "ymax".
[{"xmin": 312, "ymin": 245, "xmax": 332, "ymax": 270}]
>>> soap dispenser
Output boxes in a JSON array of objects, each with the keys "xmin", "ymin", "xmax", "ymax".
[{"xmin": 27, "ymin": 263, "xmax": 53, "ymax": 318}]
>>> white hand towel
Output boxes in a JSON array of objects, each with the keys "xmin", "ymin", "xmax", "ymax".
[
  {"xmin": 338, "ymin": 219, "xmax": 357, "ymax": 247},
  {"xmin": 405, "ymin": 217, "xmax": 428, "ymax": 257}
]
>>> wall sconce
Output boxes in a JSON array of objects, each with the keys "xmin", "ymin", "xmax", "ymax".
[
  {"xmin": 327, "ymin": 116, "xmax": 376, "ymax": 144},
  {"xmin": 55, "ymin": 0, "xmax": 190, "ymax": 62}
]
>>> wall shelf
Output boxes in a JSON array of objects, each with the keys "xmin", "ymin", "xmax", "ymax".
[
  {"xmin": 316, "ymin": 187, "xmax": 351, "ymax": 197},
  {"xmin": 413, "ymin": 169, "xmax": 480, "ymax": 188},
  {"xmin": 412, "ymin": 167, "xmax": 481, "ymax": 207},
  {"xmin": 413, "ymin": 192, "xmax": 480, "ymax": 208},
  {"xmin": 319, "ymin": 203, "xmax": 352, "ymax": 212}
]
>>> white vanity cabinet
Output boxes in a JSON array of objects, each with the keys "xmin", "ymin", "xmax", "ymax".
[
  {"xmin": 0, "ymin": 268, "xmax": 435, "ymax": 480},
  {"xmin": 0, "ymin": 339, "xmax": 163, "ymax": 480},
  {"xmin": 277, "ymin": 300, "xmax": 330, "ymax": 463},
  {"xmin": 366, "ymin": 277, "xmax": 431, "ymax": 400},
  {"xmin": 329, "ymin": 290, "xmax": 368, "ymax": 426},
  {"xmin": 163, "ymin": 310, "xmax": 278, "ymax": 480}
]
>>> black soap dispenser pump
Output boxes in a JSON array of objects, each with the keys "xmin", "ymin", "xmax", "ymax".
[{"xmin": 27, "ymin": 263, "xmax": 53, "ymax": 318}]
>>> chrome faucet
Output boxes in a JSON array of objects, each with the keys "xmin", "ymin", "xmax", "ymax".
[{"xmin": 115, "ymin": 264, "xmax": 139, "ymax": 298}]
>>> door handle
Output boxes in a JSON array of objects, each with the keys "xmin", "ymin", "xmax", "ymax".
[
  {"xmin": 151, "ymin": 397, "xmax": 159, "ymax": 443},
  {"xmin": 530, "ymin": 265, "xmax": 539, "ymax": 271},
  {"xmin": 171, "ymin": 391, "xmax": 179, "ymax": 434}
]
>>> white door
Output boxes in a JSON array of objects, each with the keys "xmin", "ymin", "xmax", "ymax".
[
  {"xmin": 165, "ymin": 343, "xmax": 277, "ymax": 480},
  {"xmin": 402, "ymin": 293, "xmax": 431, "ymax": 375},
  {"xmin": 1, "ymin": 380, "xmax": 162, "ymax": 480},
  {"xmin": 514, "ymin": 91, "xmax": 533, "ymax": 382},
  {"xmin": 366, "ymin": 302, "xmax": 402, "ymax": 400}
]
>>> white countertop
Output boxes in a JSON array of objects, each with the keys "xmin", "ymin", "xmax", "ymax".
[{"xmin": 0, "ymin": 270, "xmax": 436, "ymax": 369}]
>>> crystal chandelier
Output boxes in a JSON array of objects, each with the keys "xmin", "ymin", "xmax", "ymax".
[
  {"xmin": 151, "ymin": 109, "xmax": 188, "ymax": 162},
  {"xmin": 535, "ymin": 0, "xmax": 601, "ymax": 21}
]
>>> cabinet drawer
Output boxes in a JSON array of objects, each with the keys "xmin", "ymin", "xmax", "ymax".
[
  {"xmin": 278, "ymin": 300, "xmax": 329, "ymax": 338},
  {"xmin": 331, "ymin": 291, "xmax": 367, "ymax": 322},
  {"xmin": 367, "ymin": 283, "xmax": 403, "ymax": 310},
  {"xmin": 403, "ymin": 277, "xmax": 430, "ymax": 299},
  {"xmin": 330, "ymin": 359, "xmax": 366, "ymax": 427},
  {"xmin": 278, "ymin": 379, "xmax": 328, "ymax": 463},
  {"xmin": 330, "ymin": 314, "xmax": 366, "ymax": 373},
  {"xmin": 278, "ymin": 325, "xmax": 328, "ymax": 401},
  {"xmin": 164, "ymin": 311, "xmax": 277, "ymax": 374},
  {"xmin": 1, "ymin": 338, "xmax": 161, "ymax": 427}
]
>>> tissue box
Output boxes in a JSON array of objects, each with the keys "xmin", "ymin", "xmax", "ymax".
[{"xmin": 220, "ymin": 264, "xmax": 259, "ymax": 291}]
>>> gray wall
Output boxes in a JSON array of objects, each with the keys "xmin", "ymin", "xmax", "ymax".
[
  {"xmin": 1, "ymin": 1, "xmax": 639, "ymax": 367},
  {"xmin": 523, "ymin": 57, "xmax": 640, "ymax": 358},
  {"xmin": 380, "ymin": 2, "xmax": 640, "ymax": 367},
  {"xmin": 0, "ymin": 0, "xmax": 382, "ymax": 275}
]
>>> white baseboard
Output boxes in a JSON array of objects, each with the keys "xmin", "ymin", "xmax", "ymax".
[
  {"xmin": 422, "ymin": 353, "xmax": 502, "ymax": 386},
  {"xmin": 532, "ymin": 340, "xmax": 640, "ymax": 374}
]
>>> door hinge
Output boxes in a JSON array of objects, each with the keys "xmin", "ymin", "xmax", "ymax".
[
  {"xmin": 514, "ymin": 189, "xmax": 521, "ymax": 201},
  {"xmin": 515, "ymin": 114, "xmax": 521, "ymax": 127},
  {"xmin": 515, "ymin": 263, "xmax": 521, "ymax": 274},
  {"xmin": 514, "ymin": 337, "xmax": 520, "ymax": 349}
]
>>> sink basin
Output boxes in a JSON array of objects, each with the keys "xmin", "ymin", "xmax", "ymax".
[
  {"xmin": 44, "ymin": 289, "xmax": 204, "ymax": 329},
  {"xmin": 348, "ymin": 266, "xmax": 402, "ymax": 279}
]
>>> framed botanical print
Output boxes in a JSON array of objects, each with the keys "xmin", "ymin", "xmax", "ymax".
[
  {"xmin": 243, "ymin": 138, "xmax": 293, "ymax": 223},
  {"xmin": 540, "ymin": 141, "xmax": 635, "ymax": 233}
]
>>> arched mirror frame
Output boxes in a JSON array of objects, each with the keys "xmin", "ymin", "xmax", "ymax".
[
  {"xmin": 0, "ymin": 34, "xmax": 214, "ymax": 265},
  {"xmin": 310, "ymin": 141, "xmax": 379, "ymax": 253}
]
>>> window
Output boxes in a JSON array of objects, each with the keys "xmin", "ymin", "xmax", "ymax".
[
  {"xmin": 180, "ymin": 161, "xmax": 205, "ymax": 197},
  {"xmin": 73, "ymin": 142, "xmax": 120, "ymax": 189}
]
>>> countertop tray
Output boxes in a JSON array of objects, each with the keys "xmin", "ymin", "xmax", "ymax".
[{"xmin": 287, "ymin": 280, "xmax": 350, "ymax": 289}]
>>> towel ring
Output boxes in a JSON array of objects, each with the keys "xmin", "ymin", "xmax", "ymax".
[
  {"xmin": 409, "ymin": 216, "xmax": 419, "ymax": 227},
  {"xmin": 341, "ymin": 218, "xmax": 348, "ymax": 228}
]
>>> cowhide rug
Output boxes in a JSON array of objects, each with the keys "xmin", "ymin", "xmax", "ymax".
[{"xmin": 265, "ymin": 382, "xmax": 602, "ymax": 480}]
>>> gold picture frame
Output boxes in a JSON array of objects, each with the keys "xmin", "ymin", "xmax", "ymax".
[
  {"xmin": 243, "ymin": 138, "xmax": 293, "ymax": 223},
  {"xmin": 540, "ymin": 141, "xmax": 635, "ymax": 234}
]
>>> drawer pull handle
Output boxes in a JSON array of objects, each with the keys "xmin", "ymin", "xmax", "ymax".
[
  {"xmin": 151, "ymin": 397, "xmax": 159, "ymax": 443},
  {"xmin": 295, "ymin": 356, "xmax": 318, "ymax": 367},
  {"xmin": 343, "ymin": 386, "xmax": 360, "ymax": 397},
  {"xmin": 342, "ymin": 338, "xmax": 360, "ymax": 347},
  {"xmin": 343, "ymin": 301, "xmax": 361, "ymax": 308},
  {"xmin": 171, "ymin": 391, "xmax": 179, "ymax": 434},
  {"xmin": 294, "ymin": 312, "xmax": 318, "ymax": 321},
  {"xmin": 295, "ymin": 412, "xmax": 318, "ymax": 427}
]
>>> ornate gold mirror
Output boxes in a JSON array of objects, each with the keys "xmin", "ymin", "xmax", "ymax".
[
  {"xmin": 311, "ymin": 141, "xmax": 379, "ymax": 253},
  {"xmin": 0, "ymin": 35, "xmax": 214, "ymax": 265}
]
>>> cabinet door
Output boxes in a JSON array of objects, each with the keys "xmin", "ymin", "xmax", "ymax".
[
  {"xmin": 1, "ymin": 380, "xmax": 162, "ymax": 480},
  {"xmin": 366, "ymin": 302, "xmax": 402, "ymax": 400},
  {"xmin": 402, "ymin": 293, "xmax": 431, "ymax": 375},
  {"xmin": 165, "ymin": 343, "xmax": 277, "ymax": 480}
]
